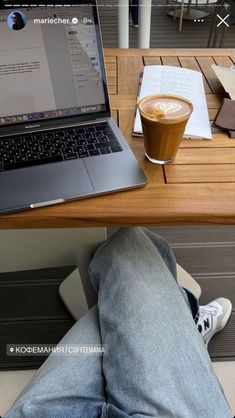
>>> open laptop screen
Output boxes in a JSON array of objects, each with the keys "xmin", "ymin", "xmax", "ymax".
[{"xmin": 0, "ymin": 3, "xmax": 110, "ymax": 131}]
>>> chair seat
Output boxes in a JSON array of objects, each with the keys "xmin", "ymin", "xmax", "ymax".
[{"xmin": 176, "ymin": 263, "xmax": 201, "ymax": 300}]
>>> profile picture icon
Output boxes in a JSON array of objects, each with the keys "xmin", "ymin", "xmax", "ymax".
[{"xmin": 7, "ymin": 11, "xmax": 27, "ymax": 31}]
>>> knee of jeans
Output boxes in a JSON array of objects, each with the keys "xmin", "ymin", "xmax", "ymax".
[
  {"xmin": 88, "ymin": 228, "xmax": 142, "ymax": 287},
  {"xmin": 101, "ymin": 403, "xmax": 130, "ymax": 418}
]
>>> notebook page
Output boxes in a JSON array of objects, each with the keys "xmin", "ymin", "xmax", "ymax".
[{"xmin": 134, "ymin": 65, "xmax": 212, "ymax": 139}]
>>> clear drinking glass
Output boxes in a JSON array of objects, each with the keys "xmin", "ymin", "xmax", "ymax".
[{"xmin": 138, "ymin": 94, "xmax": 193, "ymax": 164}]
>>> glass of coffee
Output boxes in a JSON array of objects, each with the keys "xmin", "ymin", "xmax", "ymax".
[{"xmin": 138, "ymin": 94, "xmax": 193, "ymax": 164}]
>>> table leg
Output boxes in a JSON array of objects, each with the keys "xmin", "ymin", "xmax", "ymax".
[
  {"xmin": 219, "ymin": 22, "xmax": 227, "ymax": 47},
  {"xmin": 207, "ymin": 4, "xmax": 218, "ymax": 47},
  {"xmin": 179, "ymin": 0, "xmax": 185, "ymax": 32},
  {"xmin": 187, "ymin": 0, "xmax": 192, "ymax": 13},
  {"xmin": 168, "ymin": 0, "xmax": 209, "ymax": 22}
]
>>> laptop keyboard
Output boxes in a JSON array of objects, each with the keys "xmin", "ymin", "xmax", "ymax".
[{"xmin": 0, "ymin": 122, "xmax": 123, "ymax": 172}]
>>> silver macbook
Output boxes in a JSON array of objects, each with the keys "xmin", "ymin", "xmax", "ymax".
[{"xmin": 0, "ymin": 1, "xmax": 147, "ymax": 214}]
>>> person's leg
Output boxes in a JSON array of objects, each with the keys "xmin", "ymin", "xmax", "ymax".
[
  {"xmin": 89, "ymin": 227, "xmax": 232, "ymax": 418},
  {"xmin": 4, "ymin": 306, "xmax": 106, "ymax": 418},
  {"xmin": 130, "ymin": 0, "xmax": 139, "ymax": 25}
]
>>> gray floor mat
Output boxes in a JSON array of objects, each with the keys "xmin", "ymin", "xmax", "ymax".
[
  {"xmin": 149, "ymin": 226, "xmax": 235, "ymax": 362},
  {"xmin": 0, "ymin": 266, "xmax": 75, "ymax": 370}
]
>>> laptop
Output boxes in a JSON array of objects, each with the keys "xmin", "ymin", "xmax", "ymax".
[{"xmin": 0, "ymin": 1, "xmax": 147, "ymax": 214}]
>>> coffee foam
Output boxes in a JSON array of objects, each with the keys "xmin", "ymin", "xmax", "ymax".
[
  {"xmin": 153, "ymin": 101, "xmax": 182, "ymax": 115},
  {"xmin": 140, "ymin": 96, "xmax": 191, "ymax": 121}
]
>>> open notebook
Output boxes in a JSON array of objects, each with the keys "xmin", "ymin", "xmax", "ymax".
[{"xmin": 133, "ymin": 66, "xmax": 212, "ymax": 140}]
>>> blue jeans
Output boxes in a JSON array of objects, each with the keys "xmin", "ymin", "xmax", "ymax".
[{"xmin": 4, "ymin": 228, "xmax": 232, "ymax": 418}]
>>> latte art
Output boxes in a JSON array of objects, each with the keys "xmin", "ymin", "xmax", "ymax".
[
  {"xmin": 153, "ymin": 101, "xmax": 182, "ymax": 114},
  {"xmin": 140, "ymin": 96, "xmax": 192, "ymax": 121}
]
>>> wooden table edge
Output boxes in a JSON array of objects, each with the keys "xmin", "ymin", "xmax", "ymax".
[{"xmin": 104, "ymin": 48, "xmax": 235, "ymax": 57}]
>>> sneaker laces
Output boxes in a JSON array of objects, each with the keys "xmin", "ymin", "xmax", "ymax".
[{"xmin": 199, "ymin": 305, "xmax": 218, "ymax": 316}]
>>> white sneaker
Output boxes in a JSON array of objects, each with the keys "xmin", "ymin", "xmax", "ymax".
[{"xmin": 197, "ymin": 298, "xmax": 232, "ymax": 347}]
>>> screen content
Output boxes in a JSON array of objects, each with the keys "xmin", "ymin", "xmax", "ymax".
[{"xmin": 0, "ymin": 4, "xmax": 107, "ymax": 126}]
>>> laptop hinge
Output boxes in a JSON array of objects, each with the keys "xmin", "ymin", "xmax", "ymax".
[{"xmin": 0, "ymin": 118, "xmax": 111, "ymax": 138}]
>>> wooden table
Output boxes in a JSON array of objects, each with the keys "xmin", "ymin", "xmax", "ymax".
[{"xmin": 1, "ymin": 48, "xmax": 235, "ymax": 228}]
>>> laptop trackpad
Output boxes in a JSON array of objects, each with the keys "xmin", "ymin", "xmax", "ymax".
[{"xmin": 0, "ymin": 160, "xmax": 94, "ymax": 212}]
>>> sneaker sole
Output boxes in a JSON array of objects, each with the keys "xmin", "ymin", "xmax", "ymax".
[
  {"xmin": 216, "ymin": 298, "xmax": 233, "ymax": 331},
  {"xmin": 206, "ymin": 299, "xmax": 232, "ymax": 348}
]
